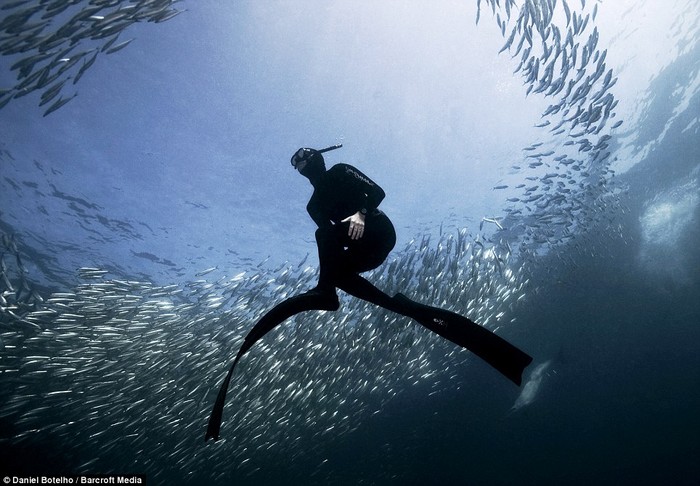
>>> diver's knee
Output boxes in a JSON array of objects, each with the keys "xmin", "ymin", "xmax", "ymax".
[{"xmin": 315, "ymin": 226, "xmax": 335, "ymax": 242}]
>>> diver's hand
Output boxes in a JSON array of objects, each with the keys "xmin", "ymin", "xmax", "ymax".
[{"xmin": 342, "ymin": 212, "xmax": 366, "ymax": 240}]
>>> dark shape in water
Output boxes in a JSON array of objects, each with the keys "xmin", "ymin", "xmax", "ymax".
[
  {"xmin": 205, "ymin": 291, "xmax": 337, "ymax": 442},
  {"xmin": 205, "ymin": 281, "xmax": 532, "ymax": 441},
  {"xmin": 391, "ymin": 293, "xmax": 533, "ymax": 385}
]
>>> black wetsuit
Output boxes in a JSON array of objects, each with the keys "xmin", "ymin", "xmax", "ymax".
[
  {"xmin": 205, "ymin": 158, "xmax": 533, "ymax": 442},
  {"xmin": 307, "ymin": 163, "xmax": 396, "ymax": 290}
]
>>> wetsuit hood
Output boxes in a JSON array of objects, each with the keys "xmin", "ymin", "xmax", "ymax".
[
  {"xmin": 292, "ymin": 148, "xmax": 326, "ymax": 184},
  {"xmin": 300, "ymin": 157, "xmax": 326, "ymax": 184}
]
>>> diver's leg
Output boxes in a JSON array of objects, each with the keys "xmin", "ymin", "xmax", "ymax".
[
  {"xmin": 335, "ymin": 273, "xmax": 408, "ymax": 315},
  {"xmin": 344, "ymin": 212, "xmax": 397, "ymax": 274},
  {"xmin": 332, "ymin": 213, "xmax": 402, "ymax": 310},
  {"xmin": 314, "ymin": 226, "xmax": 343, "ymax": 290},
  {"xmin": 308, "ymin": 213, "xmax": 395, "ymax": 309},
  {"xmin": 298, "ymin": 226, "xmax": 343, "ymax": 309}
]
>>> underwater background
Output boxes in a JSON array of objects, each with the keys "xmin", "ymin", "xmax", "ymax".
[{"xmin": 1, "ymin": 1, "xmax": 698, "ymax": 484}]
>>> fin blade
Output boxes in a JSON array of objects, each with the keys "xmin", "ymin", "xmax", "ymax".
[
  {"xmin": 205, "ymin": 292, "xmax": 338, "ymax": 441},
  {"xmin": 394, "ymin": 293, "xmax": 533, "ymax": 385}
]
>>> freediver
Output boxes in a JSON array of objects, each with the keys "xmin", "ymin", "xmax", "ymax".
[
  {"xmin": 205, "ymin": 144, "xmax": 532, "ymax": 441},
  {"xmin": 289, "ymin": 145, "xmax": 397, "ymax": 312}
]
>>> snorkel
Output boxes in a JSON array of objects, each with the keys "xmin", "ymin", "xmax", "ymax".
[
  {"xmin": 290, "ymin": 144, "xmax": 343, "ymax": 169},
  {"xmin": 317, "ymin": 143, "xmax": 343, "ymax": 154}
]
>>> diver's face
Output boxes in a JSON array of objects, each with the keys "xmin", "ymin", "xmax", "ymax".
[
  {"xmin": 291, "ymin": 147, "xmax": 311, "ymax": 174},
  {"xmin": 295, "ymin": 159, "xmax": 308, "ymax": 173}
]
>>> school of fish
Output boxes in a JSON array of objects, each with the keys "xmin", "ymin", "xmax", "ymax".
[
  {"xmin": 0, "ymin": 0, "xmax": 183, "ymax": 116},
  {"xmin": 1, "ymin": 224, "xmax": 529, "ymax": 480},
  {"xmin": 478, "ymin": 0, "xmax": 626, "ymax": 258},
  {"xmin": 0, "ymin": 0, "xmax": 635, "ymax": 482}
]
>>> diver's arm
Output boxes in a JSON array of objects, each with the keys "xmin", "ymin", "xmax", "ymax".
[{"xmin": 342, "ymin": 165, "xmax": 385, "ymax": 213}]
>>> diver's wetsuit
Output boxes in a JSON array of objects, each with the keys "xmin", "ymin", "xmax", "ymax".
[
  {"xmin": 205, "ymin": 153, "xmax": 533, "ymax": 442},
  {"xmin": 307, "ymin": 163, "xmax": 396, "ymax": 293}
]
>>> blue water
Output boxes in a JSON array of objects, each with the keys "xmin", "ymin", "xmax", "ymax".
[{"xmin": 1, "ymin": 1, "xmax": 699, "ymax": 484}]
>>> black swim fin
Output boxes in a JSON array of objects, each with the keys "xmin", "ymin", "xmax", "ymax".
[
  {"xmin": 206, "ymin": 283, "xmax": 533, "ymax": 441},
  {"xmin": 205, "ymin": 291, "xmax": 338, "ymax": 442},
  {"xmin": 333, "ymin": 275, "xmax": 533, "ymax": 386},
  {"xmin": 392, "ymin": 293, "xmax": 532, "ymax": 386}
]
